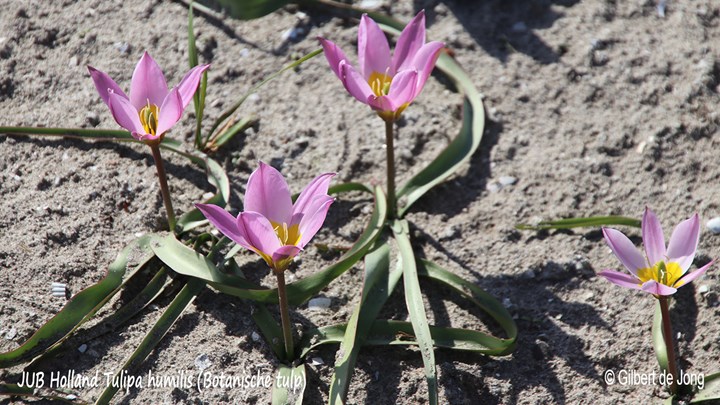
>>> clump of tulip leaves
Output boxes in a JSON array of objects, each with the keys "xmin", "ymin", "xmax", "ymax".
[{"xmin": 0, "ymin": 2, "xmax": 517, "ymax": 404}]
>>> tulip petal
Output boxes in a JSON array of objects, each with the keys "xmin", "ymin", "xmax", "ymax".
[
  {"xmin": 293, "ymin": 172, "xmax": 335, "ymax": 218},
  {"xmin": 340, "ymin": 61, "xmax": 375, "ymax": 105},
  {"xmin": 272, "ymin": 245, "xmax": 302, "ymax": 263},
  {"xmin": 386, "ymin": 69, "xmax": 418, "ymax": 110},
  {"xmin": 108, "ymin": 92, "xmax": 144, "ymax": 137},
  {"xmin": 392, "ymin": 10, "xmax": 426, "ymax": 72},
  {"xmin": 87, "ymin": 65, "xmax": 129, "ymax": 106},
  {"xmin": 130, "ymin": 51, "xmax": 169, "ymax": 111},
  {"xmin": 603, "ymin": 228, "xmax": 646, "ymax": 276},
  {"xmin": 642, "ymin": 208, "xmax": 666, "ymax": 266},
  {"xmin": 641, "ymin": 280, "xmax": 677, "ymax": 296},
  {"xmin": 367, "ymin": 95, "xmax": 395, "ymax": 112},
  {"xmin": 195, "ymin": 203, "xmax": 251, "ymax": 249},
  {"xmin": 598, "ymin": 270, "xmax": 642, "ymax": 290},
  {"xmin": 298, "ymin": 195, "xmax": 334, "ymax": 248},
  {"xmin": 155, "ymin": 87, "xmax": 183, "ymax": 137},
  {"xmin": 244, "ymin": 162, "xmax": 293, "ymax": 224},
  {"xmin": 237, "ymin": 211, "xmax": 282, "ymax": 260},
  {"xmin": 411, "ymin": 41, "xmax": 445, "ymax": 98},
  {"xmin": 667, "ymin": 214, "xmax": 700, "ymax": 271},
  {"xmin": 176, "ymin": 64, "xmax": 210, "ymax": 110},
  {"xmin": 675, "ymin": 260, "xmax": 713, "ymax": 287},
  {"xmin": 358, "ymin": 14, "xmax": 391, "ymax": 80},
  {"xmin": 318, "ymin": 37, "xmax": 348, "ymax": 79}
]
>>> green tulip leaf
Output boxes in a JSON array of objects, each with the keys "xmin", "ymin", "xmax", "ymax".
[
  {"xmin": 328, "ymin": 237, "xmax": 402, "ymax": 404},
  {"xmin": 392, "ymin": 220, "xmax": 437, "ymax": 404},
  {"xmin": 201, "ymin": 0, "xmax": 291, "ymax": 20},
  {"xmin": 271, "ymin": 363, "xmax": 306, "ymax": 405},
  {"xmin": 691, "ymin": 372, "xmax": 720, "ymax": 402},
  {"xmin": 417, "ymin": 259, "xmax": 517, "ymax": 355},
  {"xmin": 516, "ymin": 215, "xmax": 641, "ymax": 230}
]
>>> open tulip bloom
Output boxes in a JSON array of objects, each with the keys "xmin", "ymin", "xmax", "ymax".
[
  {"xmin": 88, "ymin": 51, "xmax": 209, "ymax": 143},
  {"xmin": 600, "ymin": 208, "xmax": 713, "ymax": 296},
  {"xmin": 318, "ymin": 10, "xmax": 445, "ymax": 122},
  {"xmin": 196, "ymin": 162, "xmax": 335, "ymax": 273}
]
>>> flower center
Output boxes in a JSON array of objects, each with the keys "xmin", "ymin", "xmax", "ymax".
[
  {"xmin": 271, "ymin": 221, "xmax": 302, "ymax": 246},
  {"xmin": 139, "ymin": 103, "xmax": 160, "ymax": 135},
  {"xmin": 637, "ymin": 260, "xmax": 684, "ymax": 287},
  {"xmin": 368, "ymin": 71, "xmax": 392, "ymax": 96}
]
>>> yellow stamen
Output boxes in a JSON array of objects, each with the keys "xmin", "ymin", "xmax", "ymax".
[
  {"xmin": 637, "ymin": 261, "xmax": 684, "ymax": 287},
  {"xmin": 139, "ymin": 103, "xmax": 160, "ymax": 135},
  {"xmin": 368, "ymin": 71, "xmax": 393, "ymax": 97},
  {"xmin": 270, "ymin": 221, "xmax": 302, "ymax": 247}
]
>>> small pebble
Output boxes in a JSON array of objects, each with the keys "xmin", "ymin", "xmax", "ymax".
[
  {"xmin": 699, "ymin": 285, "xmax": 710, "ymax": 294},
  {"xmin": 78, "ymin": 344, "xmax": 88, "ymax": 353},
  {"xmin": 706, "ymin": 217, "xmax": 720, "ymax": 234},
  {"xmin": 358, "ymin": 0, "xmax": 383, "ymax": 9},
  {"xmin": 308, "ymin": 297, "xmax": 331, "ymax": 310},
  {"xmin": 251, "ymin": 331, "xmax": 261, "ymax": 342},
  {"xmin": 195, "ymin": 353, "xmax": 212, "ymax": 370},
  {"xmin": 86, "ymin": 112, "xmax": 100, "ymax": 127},
  {"xmin": 498, "ymin": 176, "xmax": 517, "ymax": 186},
  {"xmin": 5, "ymin": 327, "xmax": 17, "ymax": 340},
  {"xmin": 114, "ymin": 42, "xmax": 131, "ymax": 54},
  {"xmin": 308, "ymin": 357, "xmax": 324, "ymax": 366}
]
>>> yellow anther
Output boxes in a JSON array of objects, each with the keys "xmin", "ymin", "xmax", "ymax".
[
  {"xmin": 139, "ymin": 103, "xmax": 160, "ymax": 135},
  {"xmin": 637, "ymin": 261, "xmax": 683, "ymax": 287}
]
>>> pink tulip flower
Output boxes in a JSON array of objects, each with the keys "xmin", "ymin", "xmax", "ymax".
[
  {"xmin": 197, "ymin": 162, "xmax": 335, "ymax": 273},
  {"xmin": 88, "ymin": 51, "xmax": 209, "ymax": 143},
  {"xmin": 318, "ymin": 10, "xmax": 445, "ymax": 122},
  {"xmin": 600, "ymin": 208, "xmax": 713, "ymax": 296}
]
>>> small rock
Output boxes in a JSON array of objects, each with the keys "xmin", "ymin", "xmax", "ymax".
[
  {"xmin": 251, "ymin": 331, "xmax": 261, "ymax": 342},
  {"xmin": 657, "ymin": 0, "xmax": 666, "ymax": 17},
  {"xmin": 308, "ymin": 357, "xmax": 324, "ymax": 366},
  {"xmin": 636, "ymin": 141, "xmax": 647, "ymax": 154},
  {"xmin": 502, "ymin": 297, "xmax": 513, "ymax": 308},
  {"xmin": 308, "ymin": 297, "xmax": 331, "ymax": 310},
  {"xmin": 78, "ymin": 344, "xmax": 88, "ymax": 353},
  {"xmin": 706, "ymin": 217, "xmax": 720, "ymax": 234},
  {"xmin": 498, "ymin": 176, "xmax": 517, "ymax": 186},
  {"xmin": 5, "ymin": 327, "xmax": 17, "ymax": 340},
  {"xmin": 486, "ymin": 182, "xmax": 501, "ymax": 193},
  {"xmin": 440, "ymin": 225, "xmax": 459, "ymax": 240},
  {"xmin": 86, "ymin": 112, "xmax": 100, "ymax": 127},
  {"xmin": 281, "ymin": 27, "xmax": 305, "ymax": 42},
  {"xmin": 113, "ymin": 42, "xmax": 131, "ymax": 54},
  {"xmin": 194, "ymin": 353, "xmax": 212, "ymax": 370},
  {"xmin": 699, "ymin": 285, "xmax": 710, "ymax": 294},
  {"xmin": 358, "ymin": 0, "xmax": 383, "ymax": 9},
  {"xmin": 68, "ymin": 56, "xmax": 79, "ymax": 66}
]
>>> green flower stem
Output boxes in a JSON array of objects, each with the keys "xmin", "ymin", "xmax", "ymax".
[
  {"xmin": 659, "ymin": 296, "xmax": 678, "ymax": 395},
  {"xmin": 149, "ymin": 143, "xmax": 177, "ymax": 233},
  {"xmin": 275, "ymin": 271, "xmax": 295, "ymax": 360},
  {"xmin": 385, "ymin": 119, "xmax": 396, "ymax": 218}
]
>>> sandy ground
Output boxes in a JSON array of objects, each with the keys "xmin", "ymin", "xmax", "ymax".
[{"xmin": 2, "ymin": 0, "xmax": 720, "ymax": 403}]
